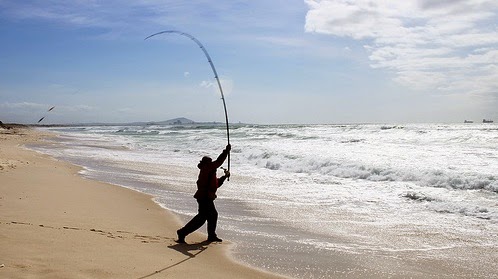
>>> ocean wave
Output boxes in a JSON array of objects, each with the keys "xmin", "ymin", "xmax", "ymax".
[
  {"xmin": 329, "ymin": 165, "xmax": 498, "ymax": 193},
  {"xmin": 402, "ymin": 190, "xmax": 496, "ymax": 220},
  {"xmin": 242, "ymin": 151, "xmax": 498, "ymax": 193},
  {"xmin": 425, "ymin": 173, "xmax": 498, "ymax": 192}
]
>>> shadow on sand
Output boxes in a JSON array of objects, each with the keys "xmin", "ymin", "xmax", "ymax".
[{"xmin": 137, "ymin": 241, "xmax": 211, "ymax": 279}]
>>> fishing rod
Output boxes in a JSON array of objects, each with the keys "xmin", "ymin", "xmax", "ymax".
[{"xmin": 145, "ymin": 30, "xmax": 231, "ymax": 175}]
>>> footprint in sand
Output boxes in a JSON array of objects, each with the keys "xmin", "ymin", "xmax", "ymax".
[{"xmin": 6, "ymin": 221, "xmax": 173, "ymax": 244}]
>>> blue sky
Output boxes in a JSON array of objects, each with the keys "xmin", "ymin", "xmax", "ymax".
[{"xmin": 1, "ymin": 0, "xmax": 497, "ymax": 124}]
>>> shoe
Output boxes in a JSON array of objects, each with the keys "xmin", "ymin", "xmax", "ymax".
[
  {"xmin": 176, "ymin": 230, "xmax": 186, "ymax": 244},
  {"xmin": 207, "ymin": 236, "xmax": 222, "ymax": 242}
]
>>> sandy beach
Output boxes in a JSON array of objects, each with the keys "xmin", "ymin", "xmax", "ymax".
[{"xmin": 0, "ymin": 126, "xmax": 284, "ymax": 279}]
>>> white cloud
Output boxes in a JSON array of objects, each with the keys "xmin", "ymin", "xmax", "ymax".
[
  {"xmin": 184, "ymin": 71, "xmax": 190, "ymax": 77},
  {"xmin": 305, "ymin": 0, "xmax": 498, "ymax": 97}
]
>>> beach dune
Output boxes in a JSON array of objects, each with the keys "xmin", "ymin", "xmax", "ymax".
[{"xmin": 0, "ymin": 127, "xmax": 283, "ymax": 279}]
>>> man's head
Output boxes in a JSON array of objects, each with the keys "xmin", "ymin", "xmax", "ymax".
[{"xmin": 198, "ymin": 156, "xmax": 212, "ymax": 168}]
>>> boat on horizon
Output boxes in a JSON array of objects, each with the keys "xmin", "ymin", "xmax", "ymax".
[
  {"xmin": 483, "ymin": 119, "xmax": 494, "ymax": 123},
  {"xmin": 464, "ymin": 120, "xmax": 474, "ymax": 123}
]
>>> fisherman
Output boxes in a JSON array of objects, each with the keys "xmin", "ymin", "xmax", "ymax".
[{"xmin": 177, "ymin": 144, "xmax": 231, "ymax": 243}]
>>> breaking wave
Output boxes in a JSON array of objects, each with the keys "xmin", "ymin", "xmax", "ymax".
[{"xmin": 242, "ymin": 150, "xmax": 498, "ymax": 193}]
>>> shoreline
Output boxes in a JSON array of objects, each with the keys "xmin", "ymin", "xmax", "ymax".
[{"xmin": 0, "ymin": 127, "xmax": 285, "ymax": 278}]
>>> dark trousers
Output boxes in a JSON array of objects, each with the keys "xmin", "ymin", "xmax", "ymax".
[{"xmin": 178, "ymin": 199, "xmax": 218, "ymax": 238}]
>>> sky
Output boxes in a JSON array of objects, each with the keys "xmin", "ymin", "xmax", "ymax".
[{"xmin": 1, "ymin": 0, "xmax": 497, "ymax": 124}]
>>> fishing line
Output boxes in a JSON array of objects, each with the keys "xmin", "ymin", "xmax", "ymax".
[{"xmin": 145, "ymin": 30, "xmax": 231, "ymax": 174}]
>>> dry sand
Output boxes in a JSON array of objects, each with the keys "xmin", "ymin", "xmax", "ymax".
[{"xmin": 0, "ymin": 126, "xmax": 285, "ymax": 279}]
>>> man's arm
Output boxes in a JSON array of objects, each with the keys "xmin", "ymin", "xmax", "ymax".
[
  {"xmin": 217, "ymin": 170, "xmax": 230, "ymax": 188},
  {"xmin": 210, "ymin": 144, "xmax": 231, "ymax": 169}
]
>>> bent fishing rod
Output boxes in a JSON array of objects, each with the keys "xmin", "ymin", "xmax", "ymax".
[{"xmin": 145, "ymin": 30, "xmax": 231, "ymax": 176}]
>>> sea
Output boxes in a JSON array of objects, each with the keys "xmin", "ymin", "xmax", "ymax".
[{"xmin": 32, "ymin": 123, "xmax": 498, "ymax": 278}]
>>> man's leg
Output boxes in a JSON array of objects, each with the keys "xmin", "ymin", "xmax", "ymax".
[
  {"xmin": 206, "ymin": 200, "xmax": 221, "ymax": 242},
  {"xmin": 177, "ymin": 200, "xmax": 208, "ymax": 243}
]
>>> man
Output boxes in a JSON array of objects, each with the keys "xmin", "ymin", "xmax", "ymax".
[{"xmin": 177, "ymin": 144, "xmax": 231, "ymax": 243}]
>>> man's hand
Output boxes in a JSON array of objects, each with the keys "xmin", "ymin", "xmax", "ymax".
[
  {"xmin": 220, "ymin": 167, "xmax": 230, "ymax": 177},
  {"xmin": 226, "ymin": 144, "xmax": 231, "ymax": 152}
]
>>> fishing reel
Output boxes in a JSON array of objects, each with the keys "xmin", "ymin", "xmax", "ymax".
[{"xmin": 220, "ymin": 167, "xmax": 230, "ymax": 177}]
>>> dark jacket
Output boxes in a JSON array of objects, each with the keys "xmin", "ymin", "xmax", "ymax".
[{"xmin": 194, "ymin": 148, "xmax": 229, "ymax": 200}]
